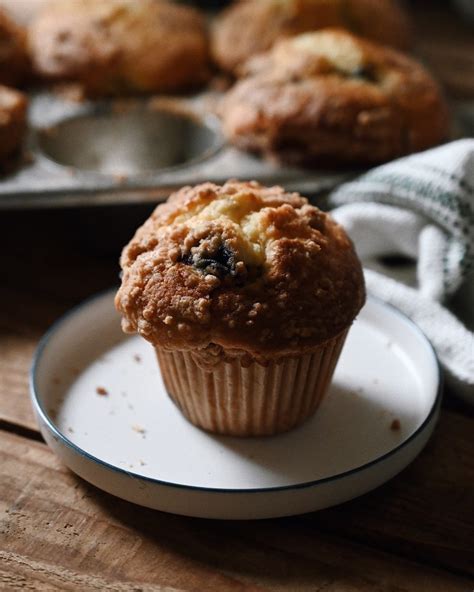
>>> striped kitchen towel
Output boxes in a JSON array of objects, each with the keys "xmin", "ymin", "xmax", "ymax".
[{"xmin": 329, "ymin": 139, "xmax": 474, "ymax": 401}]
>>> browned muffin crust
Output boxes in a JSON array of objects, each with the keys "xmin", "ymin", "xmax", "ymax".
[
  {"xmin": 211, "ymin": 0, "xmax": 412, "ymax": 74},
  {"xmin": 0, "ymin": 8, "xmax": 29, "ymax": 86},
  {"xmin": 220, "ymin": 29, "xmax": 450, "ymax": 165},
  {"xmin": 28, "ymin": 0, "xmax": 209, "ymax": 96},
  {"xmin": 0, "ymin": 84, "xmax": 27, "ymax": 166},
  {"xmin": 115, "ymin": 181, "xmax": 365, "ymax": 359}
]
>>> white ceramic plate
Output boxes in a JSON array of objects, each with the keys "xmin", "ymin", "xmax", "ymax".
[{"xmin": 30, "ymin": 290, "xmax": 441, "ymax": 519}]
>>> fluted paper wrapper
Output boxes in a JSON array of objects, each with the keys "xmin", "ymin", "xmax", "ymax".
[{"xmin": 155, "ymin": 330, "xmax": 348, "ymax": 437}]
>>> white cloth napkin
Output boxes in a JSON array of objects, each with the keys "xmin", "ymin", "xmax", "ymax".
[{"xmin": 328, "ymin": 139, "xmax": 474, "ymax": 401}]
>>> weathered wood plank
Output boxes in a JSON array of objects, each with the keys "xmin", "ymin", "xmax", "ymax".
[
  {"xmin": 308, "ymin": 409, "xmax": 474, "ymax": 576},
  {"xmin": 0, "ymin": 430, "xmax": 471, "ymax": 592},
  {"xmin": 0, "ymin": 331, "xmax": 37, "ymax": 431},
  {"xmin": 0, "ymin": 551, "xmax": 179, "ymax": 592}
]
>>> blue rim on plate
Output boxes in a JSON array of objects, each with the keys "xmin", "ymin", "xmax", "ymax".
[{"xmin": 30, "ymin": 288, "xmax": 443, "ymax": 494}]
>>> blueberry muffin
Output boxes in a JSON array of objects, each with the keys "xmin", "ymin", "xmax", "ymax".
[
  {"xmin": 0, "ymin": 84, "xmax": 27, "ymax": 168},
  {"xmin": 220, "ymin": 29, "xmax": 449, "ymax": 166},
  {"xmin": 28, "ymin": 0, "xmax": 209, "ymax": 96},
  {"xmin": 211, "ymin": 0, "xmax": 412, "ymax": 75},
  {"xmin": 115, "ymin": 181, "xmax": 365, "ymax": 436},
  {"xmin": 0, "ymin": 8, "xmax": 29, "ymax": 86}
]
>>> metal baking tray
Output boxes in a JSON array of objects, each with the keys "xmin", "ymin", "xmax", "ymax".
[
  {"xmin": 0, "ymin": 91, "xmax": 358, "ymax": 210},
  {"xmin": 1, "ymin": 90, "xmax": 470, "ymax": 210}
]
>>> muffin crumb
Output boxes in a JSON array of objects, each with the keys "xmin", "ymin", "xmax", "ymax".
[
  {"xmin": 390, "ymin": 418, "xmax": 401, "ymax": 431},
  {"xmin": 132, "ymin": 424, "xmax": 147, "ymax": 437}
]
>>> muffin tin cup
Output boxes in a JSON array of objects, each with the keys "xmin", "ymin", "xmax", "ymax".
[
  {"xmin": 0, "ymin": 91, "xmax": 357, "ymax": 210},
  {"xmin": 36, "ymin": 103, "xmax": 223, "ymax": 175},
  {"xmin": 155, "ymin": 329, "xmax": 349, "ymax": 437}
]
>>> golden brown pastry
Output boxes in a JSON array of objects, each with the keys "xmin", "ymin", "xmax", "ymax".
[
  {"xmin": 28, "ymin": 0, "xmax": 209, "ymax": 96},
  {"xmin": 211, "ymin": 0, "xmax": 413, "ymax": 74},
  {"xmin": 0, "ymin": 84, "xmax": 27, "ymax": 167},
  {"xmin": 116, "ymin": 180, "xmax": 365, "ymax": 435},
  {"xmin": 220, "ymin": 29, "xmax": 450, "ymax": 166},
  {"xmin": 0, "ymin": 8, "xmax": 29, "ymax": 86},
  {"xmin": 0, "ymin": 0, "xmax": 51, "ymax": 25}
]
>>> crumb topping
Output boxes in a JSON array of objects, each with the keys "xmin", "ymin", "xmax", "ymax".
[
  {"xmin": 242, "ymin": 29, "xmax": 412, "ymax": 90},
  {"xmin": 221, "ymin": 29, "xmax": 449, "ymax": 165},
  {"xmin": 116, "ymin": 181, "xmax": 365, "ymax": 357}
]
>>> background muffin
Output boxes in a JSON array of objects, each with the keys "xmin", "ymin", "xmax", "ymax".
[
  {"xmin": 28, "ymin": 0, "xmax": 209, "ymax": 96},
  {"xmin": 116, "ymin": 180, "xmax": 365, "ymax": 436},
  {"xmin": 0, "ymin": 0, "xmax": 50, "ymax": 25},
  {"xmin": 0, "ymin": 84, "xmax": 27, "ymax": 168},
  {"xmin": 221, "ymin": 29, "xmax": 450, "ymax": 166},
  {"xmin": 212, "ymin": 0, "xmax": 412, "ymax": 74},
  {"xmin": 0, "ymin": 8, "xmax": 29, "ymax": 86}
]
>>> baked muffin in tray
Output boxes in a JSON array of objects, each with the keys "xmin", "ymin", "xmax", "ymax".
[
  {"xmin": 0, "ymin": 84, "xmax": 27, "ymax": 168},
  {"xmin": 28, "ymin": 0, "xmax": 209, "ymax": 96},
  {"xmin": 212, "ymin": 0, "xmax": 413, "ymax": 75},
  {"xmin": 115, "ymin": 180, "xmax": 365, "ymax": 437},
  {"xmin": 0, "ymin": 8, "xmax": 29, "ymax": 86},
  {"xmin": 220, "ymin": 29, "xmax": 450, "ymax": 166}
]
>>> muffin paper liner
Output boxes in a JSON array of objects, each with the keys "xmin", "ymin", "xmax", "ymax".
[{"xmin": 156, "ymin": 329, "xmax": 348, "ymax": 437}]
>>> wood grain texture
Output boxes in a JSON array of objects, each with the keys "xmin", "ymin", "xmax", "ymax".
[
  {"xmin": 308, "ymin": 409, "xmax": 474, "ymax": 576},
  {"xmin": 1, "ymin": 430, "xmax": 472, "ymax": 592}
]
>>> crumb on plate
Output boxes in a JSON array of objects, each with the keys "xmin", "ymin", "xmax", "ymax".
[
  {"xmin": 132, "ymin": 424, "xmax": 146, "ymax": 435},
  {"xmin": 390, "ymin": 418, "xmax": 401, "ymax": 431}
]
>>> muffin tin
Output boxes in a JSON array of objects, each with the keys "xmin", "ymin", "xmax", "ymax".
[
  {"xmin": 0, "ymin": 91, "xmax": 356, "ymax": 210},
  {"xmin": 1, "ymin": 88, "xmax": 470, "ymax": 210}
]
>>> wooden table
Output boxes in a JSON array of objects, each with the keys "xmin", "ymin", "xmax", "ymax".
[{"xmin": 1, "ymin": 4, "xmax": 474, "ymax": 591}]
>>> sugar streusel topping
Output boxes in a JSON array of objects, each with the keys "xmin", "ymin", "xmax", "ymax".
[{"xmin": 115, "ymin": 180, "xmax": 365, "ymax": 358}]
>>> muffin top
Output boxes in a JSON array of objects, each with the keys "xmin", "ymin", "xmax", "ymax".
[
  {"xmin": 0, "ymin": 84, "xmax": 27, "ymax": 165},
  {"xmin": 28, "ymin": 0, "xmax": 209, "ymax": 95},
  {"xmin": 0, "ymin": 83, "xmax": 26, "ymax": 112},
  {"xmin": 211, "ymin": 0, "xmax": 412, "ymax": 74},
  {"xmin": 116, "ymin": 181, "xmax": 365, "ymax": 359},
  {"xmin": 0, "ymin": 8, "xmax": 29, "ymax": 86},
  {"xmin": 221, "ymin": 29, "xmax": 449, "ymax": 164},
  {"xmin": 241, "ymin": 27, "xmax": 430, "ymax": 83}
]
